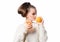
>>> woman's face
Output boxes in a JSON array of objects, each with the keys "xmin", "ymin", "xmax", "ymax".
[{"xmin": 26, "ymin": 8, "xmax": 37, "ymax": 21}]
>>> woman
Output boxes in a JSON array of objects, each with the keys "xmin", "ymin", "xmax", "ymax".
[{"xmin": 14, "ymin": 2, "xmax": 48, "ymax": 42}]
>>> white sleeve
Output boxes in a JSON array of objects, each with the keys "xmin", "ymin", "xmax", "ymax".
[
  {"xmin": 39, "ymin": 24, "xmax": 48, "ymax": 42},
  {"xmin": 14, "ymin": 24, "xmax": 26, "ymax": 42}
]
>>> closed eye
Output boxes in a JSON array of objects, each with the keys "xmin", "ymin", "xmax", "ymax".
[{"xmin": 32, "ymin": 13, "xmax": 36, "ymax": 15}]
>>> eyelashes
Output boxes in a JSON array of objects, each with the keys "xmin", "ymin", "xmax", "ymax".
[{"xmin": 32, "ymin": 13, "xmax": 36, "ymax": 15}]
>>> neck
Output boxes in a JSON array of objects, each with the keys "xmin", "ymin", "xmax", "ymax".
[{"xmin": 26, "ymin": 18, "xmax": 32, "ymax": 22}]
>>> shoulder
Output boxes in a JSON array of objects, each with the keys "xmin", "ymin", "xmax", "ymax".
[{"xmin": 16, "ymin": 23, "xmax": 25, "ymax": 33}]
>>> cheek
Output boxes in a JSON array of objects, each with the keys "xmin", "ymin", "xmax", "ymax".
[
  {"xmin": 27, "ymin": 15, "xmax": 33, "ymax": 19},
  {"xmin": 30, "ymin": 15, "xmax": 36, "ymax": 20},
  {"xmin": 29, "ymin": 15, "xmax": 33, "ymax": 18},
  {"xmin": 27, "ymin": 13, "xmax": 36, "ymax": 20}
]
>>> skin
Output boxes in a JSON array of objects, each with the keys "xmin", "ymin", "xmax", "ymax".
[
  {"xmin": 25, "ymin": 7, "xmax": 44, "ymax": 33},
  {"xmin": 25, "ymin": 7, "xmax": 37, "ymax": 33},
  {"xmin": 23, "ymin": 7, "xmax": 44, "ymax": 42},
  {"xmin": 26, "ymin": 7, "xmax": 37, "ymax": 21},
  {"xmin": 23, "ymin": 8, "xmax": 37, "ymax": 42}
]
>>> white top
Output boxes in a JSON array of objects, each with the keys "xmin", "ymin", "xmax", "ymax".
[{"xmin": 14, "ymin": 22, "xmax": 48, "ymax": 42}]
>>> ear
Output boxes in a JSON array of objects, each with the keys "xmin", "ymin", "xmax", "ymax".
[
  {"xmin": 26, "ymin": 15, "xmax": 28, "ymax": 18},
  {"xmin": 26, "ymin": 13, "xmax": 29, "ymax": 18}
]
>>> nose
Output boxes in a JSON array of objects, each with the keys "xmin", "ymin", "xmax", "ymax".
[
  {"xmin": 34, "ymin": 15, "xmax": 36, "ymax": 19},
  {"xmin": 35, "ymin": 14, "xmax": 37, "ymax": 17}
]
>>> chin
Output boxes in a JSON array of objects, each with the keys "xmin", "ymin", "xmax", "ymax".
[{"xmin": 30, "ymin": 18, "xmax": 35, "ymax": 21}]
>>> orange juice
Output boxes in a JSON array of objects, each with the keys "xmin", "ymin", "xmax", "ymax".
[{"xmin": 36, "ymin": 16, "xmax": 43, "ymax": 23}]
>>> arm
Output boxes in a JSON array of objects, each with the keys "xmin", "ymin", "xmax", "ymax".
[
  {"xmin": 38, "ymin": 23, "xmax": 48, "ymax": 42},
  {"xmin": 14, "ymin": 24, "xmax": 27, "ymax": 42}
]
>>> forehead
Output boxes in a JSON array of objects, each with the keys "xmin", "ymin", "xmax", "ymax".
[{"xmin": 29, "ymin": 8, "xmax": 36, "ymax": 13}]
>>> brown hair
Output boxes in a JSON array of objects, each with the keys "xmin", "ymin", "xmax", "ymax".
[{"xmin": 18, "ymin": 2, "xmax": 36, "ymax": 17}]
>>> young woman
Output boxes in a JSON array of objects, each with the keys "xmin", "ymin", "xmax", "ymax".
[{"xmin": 14, "ymin": 2, "xmax": 48, "ymax": 42}]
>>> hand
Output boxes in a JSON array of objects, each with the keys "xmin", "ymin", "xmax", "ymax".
[
  {"xmin": 27, "ymin": 28, "xmax": 36, "ymax": 33},
  {"xmin": 25, "ymin": 23, "xmax": 35, "ymax": 33},
  {"xmin": 25, "ymin": 22, "xmax": 32, "ymax": 29},
  {"xmin": 25, "ymin": 20, "xmax": 35, "ymax": 33}
]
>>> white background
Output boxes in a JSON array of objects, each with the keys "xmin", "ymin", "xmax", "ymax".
[{"xmin": 0, "ymin": 0, "xmax": 60, "ymax": 42}]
